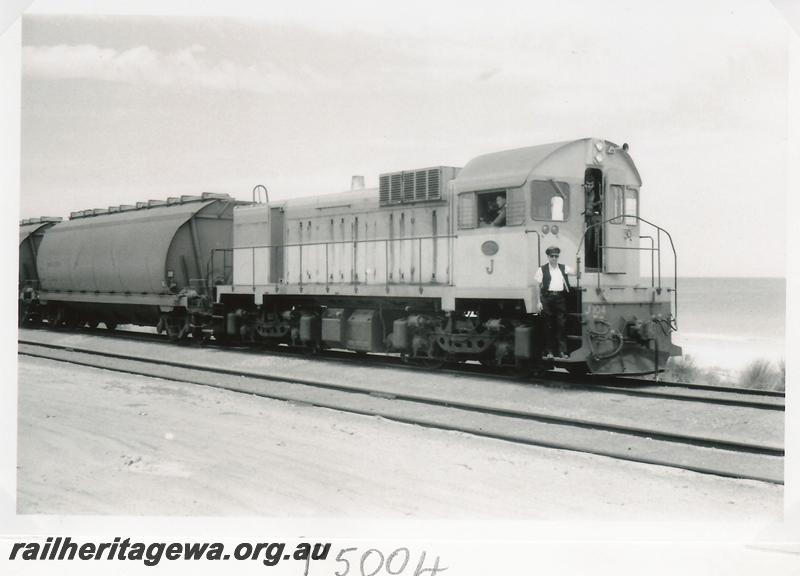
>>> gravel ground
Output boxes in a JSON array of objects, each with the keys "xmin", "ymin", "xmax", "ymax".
[{"xmin": 16, "ymin": 354, "xmax": 782, "ymax": 519}]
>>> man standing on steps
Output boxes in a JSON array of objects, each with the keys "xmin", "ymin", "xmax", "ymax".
[{"xmin": 535, "ymin": 246, "xmax": 573, "ymax": 359}]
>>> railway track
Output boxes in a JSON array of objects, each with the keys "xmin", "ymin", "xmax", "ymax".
[
  {"xmin": 19, "ymin": 325, "xmax": 785, "ymax": 411},
  {"xmin": 19, "ymin": 335, "xmax": 785, "ymax": 484}
]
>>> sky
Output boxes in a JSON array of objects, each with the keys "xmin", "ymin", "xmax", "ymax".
[{"xmin": 9, "ymin": 0, "xmax": 794, "ymax": 278}]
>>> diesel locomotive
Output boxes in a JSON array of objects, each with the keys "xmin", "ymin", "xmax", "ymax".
[{"xmin": 18, "ymin": 138, "xmax": 681, "ymax": 375}]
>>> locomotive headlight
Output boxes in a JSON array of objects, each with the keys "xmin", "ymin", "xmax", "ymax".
[
  {"xmin": 587, "ymin": 139, "xmax": 606, "ymax": 165},
  {"xmin": 542, "ymin": 224, "xmax": 550, "ymax": 234},
  {"xmin": 551, "ymin": 225, "xmax": 559, "ymax": 235}
]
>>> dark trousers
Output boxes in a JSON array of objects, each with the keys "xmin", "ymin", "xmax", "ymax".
[{"xmin": 542, "ymin": 292, "xmax": 567, "ymax": 355}]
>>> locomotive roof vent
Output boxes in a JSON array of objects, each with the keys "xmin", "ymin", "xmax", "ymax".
[{"xmin": 379, "ymin": 166, "xmax": 460, "ymax": 206}]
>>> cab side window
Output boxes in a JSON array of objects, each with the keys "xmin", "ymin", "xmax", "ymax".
[
  {"xmin": 624, "ymin": 188, "xmax": 639, "ymax": 225},
  {"xmin": 457, "ymin": 193, "xmax": 477, "ymax": 229},
  {"xmin": 608, "ymin": 185, "xmax": 624, "ymax": 224},
  {"xmin": 478, "ymin": 191, "xmax": 507, "ymax": 227},
  {"xmin": 531, "ymin": 180, "xmax": 569, "ymax": 221},
  {"xmin": 459, "ymin": 189, "xmax": 523, "ymax": 229}
]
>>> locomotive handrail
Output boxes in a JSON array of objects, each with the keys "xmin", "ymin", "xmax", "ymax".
[
  {"xmin": 236, "ymin": 233, "xmax": 458, "ymax": 250},
  {"xmin": 639, "ymin": 235, "xmax": 655, "ymax": 288},
  {"xmin": 575, "ymin": 214, "xmax": 678, "ymax": 327},
  {"xmin": 524, "ymin": 228, "xmax": 542, "ymax": 268},
  {"xmin": 206, "ymin": 248, "xmax": 234, "ymax": 294}
]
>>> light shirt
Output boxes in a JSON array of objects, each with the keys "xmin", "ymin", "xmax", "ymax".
[{"xmin": 535, "ymin": 263, "xmax": 573, "ymax": 292}]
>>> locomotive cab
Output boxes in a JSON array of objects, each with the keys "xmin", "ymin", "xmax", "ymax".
[{"xmin": 451, "ymin": 138, "xmax": 680, "ymax": 374}]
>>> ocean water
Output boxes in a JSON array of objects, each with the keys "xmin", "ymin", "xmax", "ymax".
[{"xmin": 670, "ymin": 277, "xmax": 785, "ymax": 373}]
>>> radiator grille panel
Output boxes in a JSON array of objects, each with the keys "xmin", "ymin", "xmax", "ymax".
[
  {"xmin": 379, "ymin": 175, "xmax": 390, "ymax": 204},
  {"xmin": 378, "ymin": 166, "xmax": 455, "ymax": 206},
  {"xmin": 390, "ymin": 174, "xmax": 403, "ymax": 204},
  {"xmin": 427, "ymin": 169, "xmax": 441, "ymax": 200}
]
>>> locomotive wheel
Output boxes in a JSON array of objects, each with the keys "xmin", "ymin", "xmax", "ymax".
[
  {"xmin": 566, "ymin": 364, "xmax": 589, "ymax": 376},
  {"xmin": 261, "ymin": 338, "xmax": 284, "ymax": 349},
  {"xmin": 509, "ymin": 359, "xmax": 532, "ymax": 379},
  {"xmin": 403, "ymin": 354, "xmax": 445, "ymax": 370},
  {"xmin": 104, "ymin": 322, "xmax": 117, "ymax": 330},
  {"xmin": 304, "ymin": 342, "xmax": 321, "ymax": 356}
]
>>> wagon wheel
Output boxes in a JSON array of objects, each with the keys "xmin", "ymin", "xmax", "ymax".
[
  {"xmin": 104, "ymin": 321, "xmax": 117, "ymax": 330},
  {"xmin": 85, "ymin": 320, "xmax": 99, "ymax": 329},
  {"xmin": 166, "ymin": 317, "xmax": 188, "ymax": 341},
  {"xmin": 18, "ymin": 301, "xmax": 29, "ymax": 327},
  {"xmin": 191, "ymin": 325, "xmax": 207, "ymax": 345},
  {"xmin": 166, "ymin": 324, "xmax": 180, "ymax": 341},
  {"xmin": 47, "ymin": 309, "xmax": 64, "ymax": 329}
]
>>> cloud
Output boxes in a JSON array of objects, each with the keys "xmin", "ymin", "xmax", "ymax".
[{"xmin": 22, "ymin": 43, "xmax": 303, "ymax": 94}]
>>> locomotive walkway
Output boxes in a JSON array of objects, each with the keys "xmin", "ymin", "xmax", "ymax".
[{"xmin": 18, "ymin": 329, "xmax": 784, "ymax": 485}]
